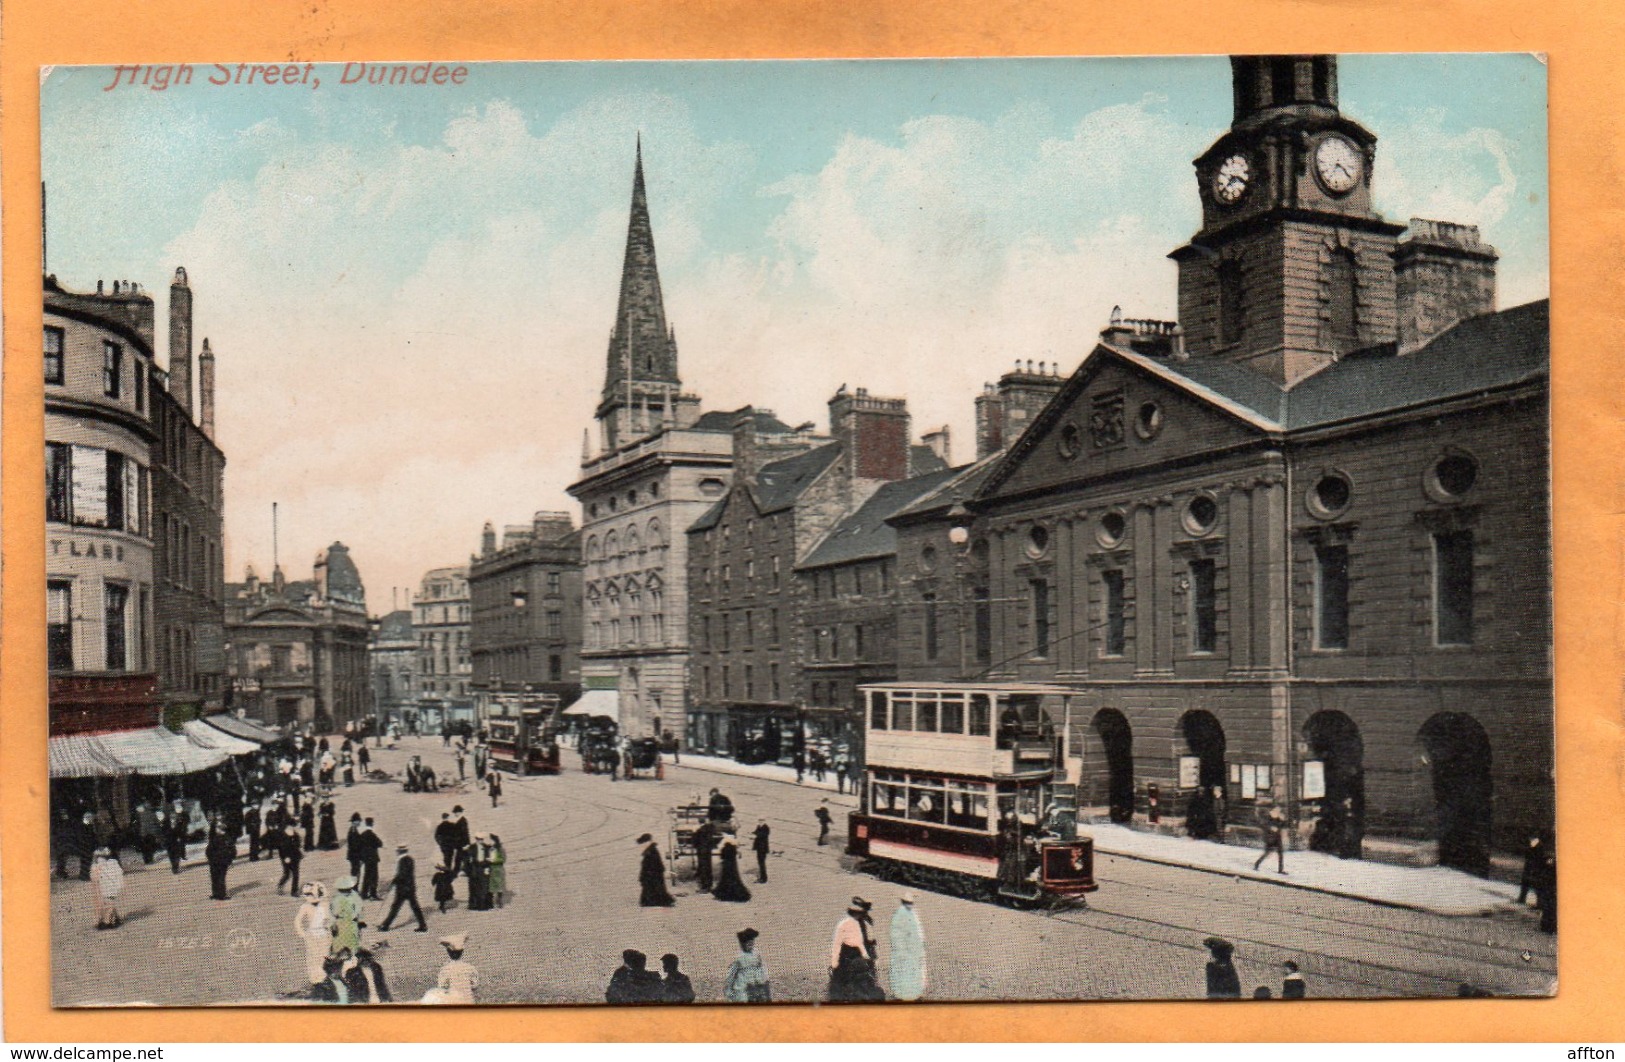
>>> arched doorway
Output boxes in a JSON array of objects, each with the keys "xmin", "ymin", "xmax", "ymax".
[
  {"xmin": 1090, "ymin": 709, "xmax": 1135, "ymax": 823},
  {"xmin": 1304, "ymin": 711, "xmax": 1365, "ymax": 858},
  {"xmin": 1418, "ymin": 713, "xmax": 1493, "ymax": 876},
  {"xmin": 1178, "ymin": 710, "xmax": 1227, "ymax": 839}
]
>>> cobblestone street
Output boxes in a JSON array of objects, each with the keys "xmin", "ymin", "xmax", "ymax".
[{"xmin": 50, "ymin": 737, "xmax": 1556, "ymax": 1007}]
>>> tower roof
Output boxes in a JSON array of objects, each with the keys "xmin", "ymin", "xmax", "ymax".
[{"xmin": 603, "ymin": 137, "xmax": 681, "ymax": 400}]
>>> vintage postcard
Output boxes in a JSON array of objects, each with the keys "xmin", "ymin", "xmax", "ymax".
[{"xmin": 39, "ymin": 53, "xmax": 1552, "ymax": 1008}]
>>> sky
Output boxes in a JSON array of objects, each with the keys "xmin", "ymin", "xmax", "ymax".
[{"xmin": 40, "ymin": 55, "xmax": 1549, "ymax": 610}]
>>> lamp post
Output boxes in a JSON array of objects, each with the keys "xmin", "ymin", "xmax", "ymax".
[{"xmin": 946, "ymin": 500, "xmax": 973, "ymax": 680}]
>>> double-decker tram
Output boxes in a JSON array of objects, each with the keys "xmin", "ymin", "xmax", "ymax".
[
  {"xmin": 487, "ymin": 696, "xmax": 563, "ymax": 776},
  {"xmin": 847, "ymin": 683, "xmax": 1098, "ymax": 905}
]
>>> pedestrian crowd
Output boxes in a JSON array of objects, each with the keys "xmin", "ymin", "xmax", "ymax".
[{"xmin": 1201, "ymin": 936, "xmax": 1309, "ymax": 1000}]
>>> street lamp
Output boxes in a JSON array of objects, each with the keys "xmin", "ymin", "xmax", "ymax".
[{"xmin": 945, "ymin": 499, "xmax": 974, "ymax": 678}]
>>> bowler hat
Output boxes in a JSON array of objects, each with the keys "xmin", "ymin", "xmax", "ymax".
[{"xmin": 636, "ymin": 833, "xmax": 653, "ymax": 844}]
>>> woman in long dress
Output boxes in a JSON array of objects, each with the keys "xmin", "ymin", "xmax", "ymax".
[
  {"xmin": 329, "ymin": 875, "xmax": 363, "ymax": 957},
  {"xmin": 712, "ymin": 834, "xmax": 752, "ymax": 903},
  {"xmin": 317, "ymin": 800, "xmax": 339, "ymax": 850},
  {"xmin": 292, "ymin": 881, "xmax": 333, "ymax": 989},
  {"xmin": 637, "ymin": 834, "xmax": 675, "ymax": 907},
  {"xmin": 723, "ymin": 927, "xmax": 770, "ymax": 1002},
  {"xmin": 888, "ymin": 893, "xmax": 927, "ymax": 1001},
  {"xmin": 422, "ymin": 934, "xmax": 478, "ymax": 1004},
  {"xmin": 485, "ymin": 835, "xmax": 507, "ymax": 909}
]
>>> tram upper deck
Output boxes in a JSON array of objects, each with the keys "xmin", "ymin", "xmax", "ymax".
[{"xmin": 862, "ymin": 682, "xmax": 1079, "ymax": 780}]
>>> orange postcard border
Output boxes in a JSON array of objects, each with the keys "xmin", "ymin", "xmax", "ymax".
[{"xmin": 4, "ymin": 0, "xmax": 1623, "ymax": 1043}]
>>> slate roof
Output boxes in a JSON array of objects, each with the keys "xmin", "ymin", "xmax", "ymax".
[
  {"xmin": 889, "ymin": 451, "xmax": 1008, "ymax": 522},
  {"xmin": 687, "ymin": 443, "xmax": 842, "ymax": 533},
  {"xmin": 910, "ymin": 445, "xmax": 950, "ymax": 475},
  {"xmin": 691, "ymin": 407, "xmax": 797, "ymax": 435},
  {"xmin": 799, "ymin": 465, "xmax": 966, "ymax": 570},
  {"xmin": 1114, "ymin": 299, "xmax": 1549, "ymax": 433}
]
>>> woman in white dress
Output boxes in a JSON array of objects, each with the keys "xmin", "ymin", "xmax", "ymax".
[
  {"xmin": 292, "ymin": 881, "xmax": 332, "ymax": 988},
  {"xmin": 422, "ymin": 933, "xmax": 478, "ymax": 1004}
]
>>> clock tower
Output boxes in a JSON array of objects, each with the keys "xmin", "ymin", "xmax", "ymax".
[{"xmin": 1170, "ymin": 55, "xmax": 1407, "ymax": 385}]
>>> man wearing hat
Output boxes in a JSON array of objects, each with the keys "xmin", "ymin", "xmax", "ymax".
[
  {"xmin": 450, "ymin": 805, "xmax": 471, "ymax": 873},
  {"xmin": 605, "ymin": 949, "xmax": 663, "ymax": 1003},
  {"xmin": 205, "ymin": 817, "xmax": 236, "ymax": 901},
  {"xmin": 889, "ymin": 893, "xmax": 927, "ymax": 1001},
  {"xmin": 434, "ymin": 812, "xmax": 460, "ymax": 878},
  {"xmin": 357, "ymin": 818, "xmax": 384, "ymax": 900},
  {"xmin": 637, "ymin": 833, "xmax": 675, "ymax": 907},
  {"xmin": 377, "ymin": 843, "xmax": 428, "ymax": 932},
  {"xmin": 330, "ymin": 874, "xmax": 364, "ymax": 955},
  {"xmin": 828, "ymin": 897, "xmax": 884, "ymax": 1001}
]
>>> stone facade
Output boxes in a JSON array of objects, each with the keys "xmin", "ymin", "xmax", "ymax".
[
  {"xmin": 468, "ymin": 512, "xmax": 584, "ymax": 717},
  {"xmin": 225, "ymin": 544, "xmax": 371, "ymax": 730},
  {"xmin": 412, "ymin": 566, "xmax": 472, "ymax": 726},
  {"xmin": 369, "ymin": 609, "xmax": 416, "ymax": 729},
  {"xmin": 889, "ymin": 55, "xmax": 1550, "ymax": 874}
]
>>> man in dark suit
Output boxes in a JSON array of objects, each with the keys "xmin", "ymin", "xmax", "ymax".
[
  {"xmin": 299, "ymin": 798, "xmax": 317, "ymax": 852},
  {"xmin": 205, "ymin": 820, "xmax": 236, "ymax": 900},
  {"xmin": 244, "ymin": 803, "xmax": 263, "ymax": 862},
  {"xmin": 345, "ymin": 812, "xmax": 364, "ymax": 881},
  {"xmin": 692, "ymin": 819, "xmax": 717, "ymax": 892},
  {"xmin": 434, "ymin": 812, "xmax": 460, "ymax": 875},
  {"xmin": 751, "ymin": 819, "xmax": 772, "ymax": 883},
  {"xmin": 449, "ymin": 806, "xmax": 471, "ymax": 874},
  {"xmin": 376, "ymin": 843, "xmax": 428, "ymax": 932},
  {"xmin": 358, "ymin": 818, "xmax": 384, "ymax": 900}
]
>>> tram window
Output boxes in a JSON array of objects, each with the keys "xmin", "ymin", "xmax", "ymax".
[
  {"xmin": 940, "ymin": 694, "xmax": 965, "ymax": 734},
  {"xmin": 869, "ymin": 691, "xmax": 888, "ymax": 730},
  {"xmin": 947, "ymin": 781, "xmax": 989, "ymax": 830},
  {"xmin": 908, "ymin": 780, "xmax": 946, "ymax": 823},
  {"xmin": 917, "ymin": 694, "xmax": 938, "ymax": 732},
  {"xmin": 873, "ymin": 780, "xmax": 905, "ymax": 817},
  {"xmin": 1018, "ymin": 787, "xmax": 1042, "ymax": 826},
  {"xmin": 892, "ymin": 694, "xmax": 914, "ymax": 731},
  {"xmin": 969, "ymin": 695, "xmax": 991, "ymax": 736}
]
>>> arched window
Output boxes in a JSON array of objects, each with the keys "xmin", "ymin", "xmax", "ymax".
[
  {"xmin": 647, "ymin": 518, "xmax": 663, "ymax": 547},
  {"xmin": 586, "ymin": 536, "xmax": 600, "ymax": 562},
  {"xmin": 626, "ymin": 528, "xmax": 641, "ymax": 554},
  {"xmin": 1218, "ymin": 259, "xmax": 1245, "ymax": 347},
  {"xmin": 1326, "ymin": 248, "xmax": 1359, "ymax": 352}
]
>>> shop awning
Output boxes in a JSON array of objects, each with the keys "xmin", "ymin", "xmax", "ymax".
[
  {"xmin": 182, "ymin": 719, "xmax": 260, "ymax": 755},
  {"xmin": 48, "ymin": 727, "xmax": 230, "ymax": 779},
  {"xmin": 204, "ymin": 714, "xmax": 285, "ymax": 745},
  {"xmin": 563, "ymin": 689, "xmax": 619, "ymax": 717}
]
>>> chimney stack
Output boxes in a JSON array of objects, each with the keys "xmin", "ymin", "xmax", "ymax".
[
  {"xmin": 921, "ymin": 425, "xmax": 952, "ymax": 467},
  {"xmin": 169, "ymin": 267, "xmax": 193, "ymax": 416},
  {"xmin": 829, "ymin": 385, "xmax": 911, "ymax": 500},
  {"xmin": 1395, "ymin": 218, "xmax": 1497, "ymax": 354},
  {"xmin": 975, "ymin": 362, "xmax": 1065, "ymax": 459},
  {"xmin": 198, "ymin": 337, "xmax": 216, "ymax": 438},
  {"xmin": 481, "ymin": 521, "xmax": 497, "ymax": 557}
]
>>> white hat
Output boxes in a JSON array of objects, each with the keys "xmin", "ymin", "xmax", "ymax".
[
  {"xmin": 439, "ymin": 932, "xmax": 469, "ymax": 951},
  {"xmin": 900, "ymin": 891, "xmax": 917, "ymax": 904}
]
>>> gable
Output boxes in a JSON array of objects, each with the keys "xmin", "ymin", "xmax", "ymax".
[{"xmin": 982, "ymin": 347, "xmax": 1275, "ymax": 503}]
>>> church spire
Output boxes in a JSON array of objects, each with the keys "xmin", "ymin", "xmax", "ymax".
[{"xmin": 602, "ymin": 136, "xmax": 680, "ymax": 405}]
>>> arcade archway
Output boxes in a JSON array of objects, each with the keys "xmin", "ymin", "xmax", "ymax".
[
  {"xmin": 1178, "ymin": 710, "xmax": 1227, "ymax": 839},
  {"xmin": 1304, "ymin": 710, "xmax": 1365, "ymax": 858},
  {"xmin": 1089, "ymin": 709, "xmax": 1135, "ymax": 823},
  {"xmin": 1418, "ymin": 713, "xmax": 1493, "ymax": 876}
]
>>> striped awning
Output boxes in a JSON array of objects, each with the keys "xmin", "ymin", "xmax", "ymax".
[
  {"xmin": 49, "ymin": 727, "xmax": 230, "ymax": 779},
  {"xmin": 203, "ymin": 714, "xmax": 284, "ymax": 745},
  {"xmin": 182, "ymin": 719, "xmax": 259, "ymax": 755}
]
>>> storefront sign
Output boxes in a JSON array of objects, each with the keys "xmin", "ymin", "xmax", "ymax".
[{"xmin": 48, "ymin": 537, "xmax": 127, "ymax": 562}]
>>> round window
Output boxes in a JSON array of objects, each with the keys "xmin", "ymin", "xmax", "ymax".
[
  {"xmin": 1427, "ymin": 452, "xmax": 1478, "ymax": 501},
  {"xmin": 919, "ymin": 545, "xmax": 939, "ymax": 573},
  {"xmin": 1306, "ymin": 471, "xmax": 1353, "ymax": 519},
  {"xmin": 1097, "ymin": 509, "xmax": 1127, "ymax": 548},
  {"xmin": 1058, "ymin": 422, "xmax": 1083, "ymax": 459},
  {"xmin": 1133, "ymin": 402, "xmax": 1164, "ymax": 440},
  {"xmin": 1182, "ymin": 493, "xmax": 1219, "ymax": 536},
  {"xmin": 1026, "ymin": 524, "xmax": 1051, "ymax": 559}
]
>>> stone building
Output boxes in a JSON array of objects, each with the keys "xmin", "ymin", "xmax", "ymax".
[
  {"xmin": 225, "ymin": 543, "xmax": 371, "ymax": 730},
  {"xmin": 888, "ymin": 54, "xmax": 1550, "ymax": 873},
  {"xmin": 468, "ymin": 512, "xmax": 584, "ymax": 720},
  {"xmin": 412, "ymin": 566, "xmax": 472, "ymax": 729},
  {"xmin": 150, "ymin": 267, "xmax": 228, "ymax": 727},
  {"xmin": 568, "ymin": 141, "xmax": 829, "ymax": 741},
  {"xmin": 369, "ymin": 608, "xmax": 416, "ymax": 731},
  {"xmin": 684, "ymin": 386, "xmax": 947, "ymax": 758}
]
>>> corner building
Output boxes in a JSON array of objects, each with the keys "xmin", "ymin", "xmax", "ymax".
[
  {"xmin": 891, "ymin": 55, "xmax": 1550, "ymax": 873},
  {"xmin": 568, "ymin": 142, "xmax": 816, "ymax": 741}
]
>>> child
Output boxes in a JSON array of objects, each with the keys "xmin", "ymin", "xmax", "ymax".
[
  {"xmin": 432, "ymin": 862, "xmax": 456, "ymax": 913},
  {"xmin": 90, "ymin": 849, "xmax": 125, "ymax": 929}
]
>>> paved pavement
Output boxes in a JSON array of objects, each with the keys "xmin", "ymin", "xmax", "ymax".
[{"xmin": 51, "ymin": 736, "xmax": 1556, "ymax": 1007}]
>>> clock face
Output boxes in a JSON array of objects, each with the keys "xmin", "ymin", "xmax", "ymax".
[
  {"xmin": 1315, "ymin": 136, "xmax": 1362, "ymax": 195},
  {"xmin": 1213, "ymin": 154, "xmax": 1251, "ymax": 204}
]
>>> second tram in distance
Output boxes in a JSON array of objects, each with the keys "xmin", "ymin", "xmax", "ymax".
[{"xmin": 847, "ymin": 682, "xmax": 1098, "ymax": 904}]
